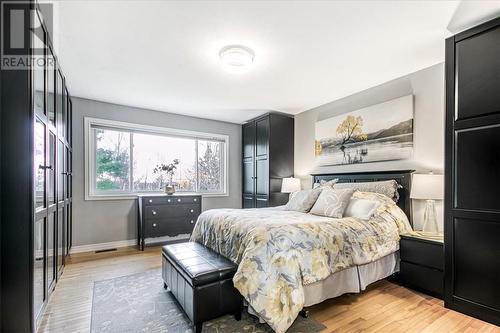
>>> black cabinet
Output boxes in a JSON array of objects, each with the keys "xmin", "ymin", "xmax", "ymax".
[
  {"xmin": 242, "ymin": 113, "xmax": 294, "ymax": 208},
  {"xmin": 400, "ymin": 235, "xmax": 444, "ymax": 298},
  {"xmin": 0, "ymin": 4, "xmax": 73, "ymax": 331},
  {"xmin": 138, "ymin": 194, "xmax": 201, "ymax": 250},
  {"xmin": 445, "ymin": 17, "xmax": 500, "ymax": 326}
]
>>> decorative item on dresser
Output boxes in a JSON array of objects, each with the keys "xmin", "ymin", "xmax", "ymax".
[
  {"xmin": 242, "ymin": 113, "xmax": 294, "ymax": 208},
  {"xmin": 445, "ymin": 16, "xmax": 500, "ymax": 326},
  {"xmin": 1, "ymin": 4, "xmax": 73, "ymax": 331},
  {"xmin": 400, "ymin": 234, "xmax": 444, "ymax": 298},
  {"xmin": 137, "ymin": 194, "xmax": 201, "ymax": 251}
]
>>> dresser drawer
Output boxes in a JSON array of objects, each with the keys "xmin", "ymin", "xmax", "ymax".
[
  {"xmin": 145, "ymin": 205, "xmax": 200, "ymax": 219},
  {"xmin": 142, "ymin": 196, "xmax": 200, "ymax": 206},
  {"xmin": 400, "ymin": 261, "xmax": 443, "ymax": 298},
  {"xmin": 400, "ymin": 237, "xmax": 443, "ymax": 270},
  {"xmin": 145, "ymin": 217, "xmax": 197, "ymax": 237}
]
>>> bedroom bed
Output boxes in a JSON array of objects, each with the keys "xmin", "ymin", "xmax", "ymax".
[{"xmin": 190, "ymin": 170, "xmax": 414, "ymax": 333}]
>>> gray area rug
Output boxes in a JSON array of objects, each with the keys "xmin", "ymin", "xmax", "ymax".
[{"xmin": 91, "ymin": 268, "xmax": 326, "ymax": 333}]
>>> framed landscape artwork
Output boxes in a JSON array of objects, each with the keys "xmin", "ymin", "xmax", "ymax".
[{"xmin": 315, "ymin": 95, "xmax": 414, "ymax": 166}]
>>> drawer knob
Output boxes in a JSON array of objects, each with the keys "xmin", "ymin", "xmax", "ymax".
[
  {"xmin": 167, "ymin": 199, "xmax": 171, "ymax": 203},
  {"xmin": 177, "ymin": 198, "xmax": 181, "ymax": 202},
  {"xmin": 152, "ymin": 211, "xmax": 157, "ymax": 215},
  {"xmin": 190, "ymin": 209, "xmax": 194, "ymax": 213},
  {"xmin": 190, "ymin": 220, "xmax": 194, "ymax": 224},
  {"xmin": 152, "ymin": 223, "xmax": 157, "ymax": 227},
  {"xmin": 193, "ymin": 198, "xmax": 197, "ymax": 202},
  {"xmin": 149, "ymin": 199, "xmax": 153, "ymax": 203}
]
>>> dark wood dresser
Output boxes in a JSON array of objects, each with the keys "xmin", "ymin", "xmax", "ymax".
[
  {"xmin": 400, "ymin": 235, "xmax": 444, "ymax": 299},
  {"xmin": 138, "ymin": 194, "xmax": 202, "ymax": 250}
]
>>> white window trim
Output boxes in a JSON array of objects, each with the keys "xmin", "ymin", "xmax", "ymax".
[{"xmin": 84, "ymin": 117, "xmax": 229, "ymax": 201}]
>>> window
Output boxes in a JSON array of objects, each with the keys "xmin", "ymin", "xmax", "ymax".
[{"xmin": 85, "ymin": 118, "xmax": 228, "ymax": 199}]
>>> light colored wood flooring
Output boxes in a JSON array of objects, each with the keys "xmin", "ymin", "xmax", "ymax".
[{"xmin": 38, "ymin": 246, "xmax": 499, "ymax": 333}]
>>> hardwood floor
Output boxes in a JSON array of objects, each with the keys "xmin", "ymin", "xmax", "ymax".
[{"xmin": 38, "ymin": 246, "xmax": 499, "ymax": 333}]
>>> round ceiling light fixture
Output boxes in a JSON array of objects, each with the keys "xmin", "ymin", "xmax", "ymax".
[{"xmin": 219, "ymin": 45, "xmax": 255, "ymax": 71}]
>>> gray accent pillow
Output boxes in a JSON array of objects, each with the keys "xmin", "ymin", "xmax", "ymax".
[
  {"xmin": 333, "ymin": 180, "xmax": 400, "ymax": 202},
  {"xmin": 309, "ymin": 188, "xmax": 355, "ymax": 218},
  {"xmin": 284, "ymin": 188, "xmax": 322, "ymax": 213}
]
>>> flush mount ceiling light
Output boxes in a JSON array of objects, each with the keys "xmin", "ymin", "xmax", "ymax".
[{"xmin": 219, "ymin": 45, "xmax": 255, "ymax": 72}]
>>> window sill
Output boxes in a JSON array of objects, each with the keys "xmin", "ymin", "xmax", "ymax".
[{"xmin": 85, "ymin": 192, "xmax": 229, "ymax": 201}]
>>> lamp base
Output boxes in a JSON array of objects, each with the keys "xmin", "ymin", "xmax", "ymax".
[{"xmin": 422, "ymin": 199, "xmax": 439, "ymax": 234}]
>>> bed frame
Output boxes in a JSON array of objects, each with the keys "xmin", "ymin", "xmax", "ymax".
[
  {"xmin": 311, "ymin": 169, "xmax": 415, "ymax": 227},
  {"xmin": 295, "ymin": 169, "xmax": 415, "ymax": 318}
]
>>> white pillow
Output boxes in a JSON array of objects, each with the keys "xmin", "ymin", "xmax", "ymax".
[{"xmin": 344, "ymin": 198, "xmax": 380, "ymax": 220}]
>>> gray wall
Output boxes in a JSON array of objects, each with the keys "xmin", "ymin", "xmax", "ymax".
[
  {"xmin": 72, "ymin": 98, "xmax": 242, "ymax": 246},
  {"xmin": 294, "ymin": 63, "xmax": 445, "ymax": 231}
]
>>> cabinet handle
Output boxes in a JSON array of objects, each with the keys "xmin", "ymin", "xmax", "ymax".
[
  {"xmin": 152, "ymin": 223, "xmax": 157, "ymax": 227},
  {"xmin": 149, "ymin": 199, "xmax": 153, "ymax": 203},
  {"xmin": 190, "ymin": 220, "xmax": 194, "ymax": 224},
  {"xmin": 193, "ymin": 198, "xmax": 197, "ymax": 202},
  {"xmin": 152, "ymin": 210, "xmax": 157, "ymax": 215},
  {"xmin": 190, "ymin": 209, "xmax": 194, "ymax": 213},
  {"xmin": 177, "ymin": 198, "xmax": 181, "ymax": 202},
  {"xmin": 39, "ymin": 164, "xmax": 53, "ymax": 170},
  {"xmin": 167, "ymin": 199, "xmax": 171, "ymax": 203}
]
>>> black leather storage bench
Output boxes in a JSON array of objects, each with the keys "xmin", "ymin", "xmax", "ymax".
[{"xmin": 162, "ymin": 242, "xmax": 243, "ymax": 333}]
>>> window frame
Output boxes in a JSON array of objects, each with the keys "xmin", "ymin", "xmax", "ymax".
[{"xmin": 84, "ymin": 117, "xmax": 229, "ymax": 200}]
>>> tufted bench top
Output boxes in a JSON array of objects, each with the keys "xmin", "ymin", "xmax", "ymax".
[{"xmin": 162, "ymin": 242, "xmax": 237, "ymax": 287}]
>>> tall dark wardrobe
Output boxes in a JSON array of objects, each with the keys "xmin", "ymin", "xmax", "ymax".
[
  {"xmin": 0, "ymin": 2, "xmax": 73, "ymax": 331},
  {"xmin": 444, "ymin": 17, "xmax": 500, "ymax": 326},
  {"xmin": 242, "ymin": 113, "xmax": 294, "ymax": 208}
]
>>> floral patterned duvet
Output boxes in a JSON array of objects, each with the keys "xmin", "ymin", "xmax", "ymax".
[{"xmin": 190, "ymin": 192, "xmax": 412, "ymax": 333}]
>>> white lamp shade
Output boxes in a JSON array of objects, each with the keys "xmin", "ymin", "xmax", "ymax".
[
  {"xmin": 281, "ymin": 177, "xmax": 301, "ymax": 193},
  {"xmin": 410, "ymin": 174, "xmax": 444, "ymax": 200}
]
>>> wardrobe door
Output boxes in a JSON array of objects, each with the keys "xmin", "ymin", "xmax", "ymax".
[
  {"xmin": 242, "ymin": 122, "xmax": 255, "ymax": 207},
  {"xmin": 445, "ymin": 18, "xmax": 500, "ymax": 326},
  {"xmin": 255, "ymin": 117, "xmax": 269, "ymax": 207},
  {"xmin": 455, "ymin": 26, "xmax": 500, "ymax": 120},
  {"xmin": 33, "ymin": 118, "xmax": 47, "ymax": 320}
]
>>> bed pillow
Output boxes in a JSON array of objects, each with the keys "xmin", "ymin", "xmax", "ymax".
[
  {"xmin": 333, "ymin": 180, "xmax": 400, "ymax": 202},
  {"xmin": 344, "ymin": 198, "xmax": 380, "ymax": 220},
  {"xmin": 309, "ymin": 188, "xmax": 355, "ymax": 218},
  {"xmin": 313, "ymin": 178, "xmax": 339, "ymax": 189},
  {"xmin": 284, "ymin": 188, "xmax": 322, "ymax": 213}
]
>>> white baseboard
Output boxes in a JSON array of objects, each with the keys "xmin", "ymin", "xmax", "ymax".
[
  {"xmin": 70, "ymin": 239, "xmax": 137, "ymax": 254},
  {"xmin": 70, "ymin": 234, "xmax": 191, "ymax": 254}
]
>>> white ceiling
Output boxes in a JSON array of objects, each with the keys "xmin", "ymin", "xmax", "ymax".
[{"xmin": 54, "ymin": 1, "xmax": 499, "ymax": 124}]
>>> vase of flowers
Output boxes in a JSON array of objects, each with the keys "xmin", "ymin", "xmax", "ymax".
[{"xmin": 154, "ymin": 159, "xmax": 179, "ymax": 195}]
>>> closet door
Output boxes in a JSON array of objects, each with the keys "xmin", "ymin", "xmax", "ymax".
[
  {"xmin": 56, "ymin": 70, "xmax": 66, "ymax": 277},
  {"xmin": 444, "ymin": 18, "xmax": 500, "ymax": 326},
  {"xmin": 67, "ymin": 97, "xmax": 73, "ymax": 252},
  {"xmin": 242, "ymin": 122, "xmax": 256, "ymax": 208},
  {"xmin": 254, "ymin": 117, "xmax": 269, "ymax": 207},
  {"xmin": 32, "ymin": 12, "xmax": 52, "ymax": 322}
]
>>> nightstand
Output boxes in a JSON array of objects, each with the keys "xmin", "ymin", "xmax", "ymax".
[{"xmin": 400, "ymin": 234, "xmax": 444, "ymax": 298}]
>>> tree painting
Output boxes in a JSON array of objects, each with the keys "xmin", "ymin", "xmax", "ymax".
[
  {"xmin": 336, "ymin": 115, "xmax": 368, "ymax": 147},
  {"xmin": 315, "ymin": 95, "xmax": 414, "ymax": 166}
]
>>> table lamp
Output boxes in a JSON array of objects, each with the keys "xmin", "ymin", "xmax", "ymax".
[
  {"xmin": 281, "ymin": 177, "xmax": 301, "ymax": 196},
  {"xmin": 410, "ymin": 173, "xmax": 444, "ymax": 235}
]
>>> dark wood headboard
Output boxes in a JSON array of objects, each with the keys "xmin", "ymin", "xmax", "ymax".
[{"xmin": 312, "ymin": 170, "xmax": 414, "ymax": 226}]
